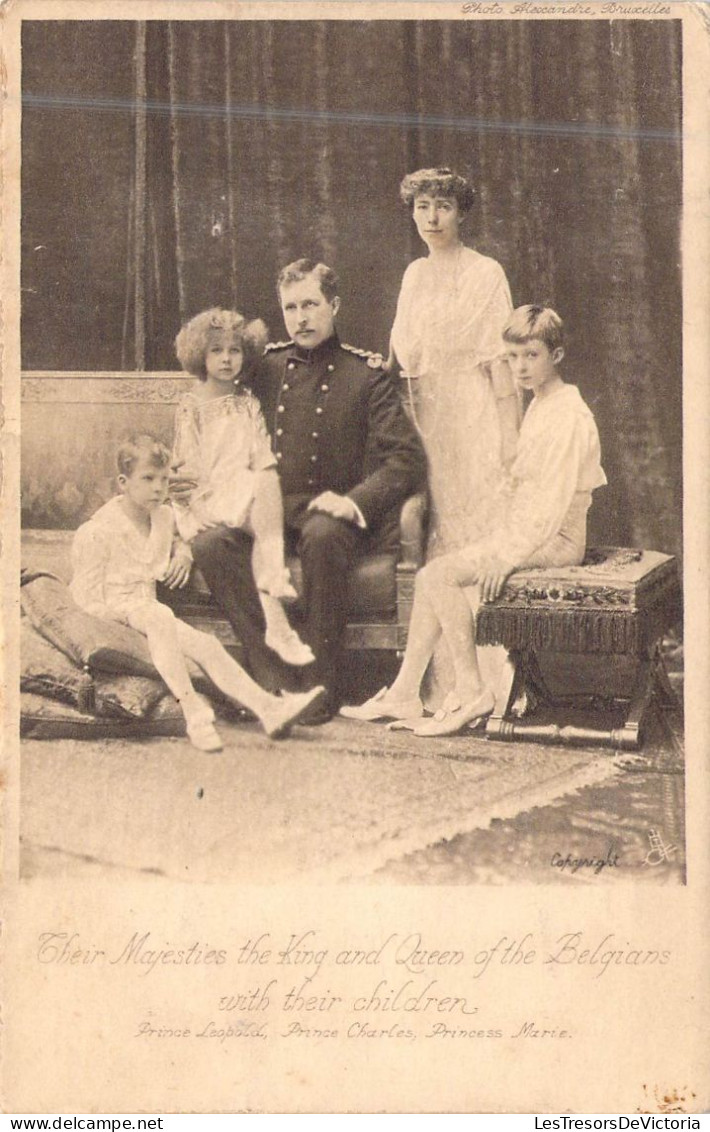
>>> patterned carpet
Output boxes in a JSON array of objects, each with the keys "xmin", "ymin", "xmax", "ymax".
[{"xmin": 20, "ymin": 715, "xmax": 635, "ymax": 885}]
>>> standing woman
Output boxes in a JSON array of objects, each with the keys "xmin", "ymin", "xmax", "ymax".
[
  {"xmin": 387, "ymin": 167, "xmax": 519, "ymax": 705},
  {"xmin": 389, "ymin": 167, "xmax": 520, "ymax": 558}
]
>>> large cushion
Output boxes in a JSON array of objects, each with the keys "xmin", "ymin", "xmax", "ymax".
[
  {"xmin": 20, "ymin": 691, "xmax": 185, "ymax": 740},
  {"xmin": 21, "ymin": 572, "xmax": 160, "ymax": 676},
  {"xmin": 21, "ymin": 572, "xmax": 209, "ymax": 685},
  {"xmin": 20, "ymin": 619, "xmax": 94, "ymax": 706},
  {"xmin": 96, "ymin": 674, "xmax": 168, "ymax": 720},
  {"xmin": 21, "ymin": 619, "xmax": 168, "ymax": 719}
]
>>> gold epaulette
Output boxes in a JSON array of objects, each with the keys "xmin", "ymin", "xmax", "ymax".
[
  {"xmin": 264, "ymin": 340, "xmax": 293, "ymax": 353},
  {"xmin": 340, "ymin": 343, "xmax": 385, "ymax": 369}
]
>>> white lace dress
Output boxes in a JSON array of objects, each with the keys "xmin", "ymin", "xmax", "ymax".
[
  {"xmin": 172, "ymin": 388, "xmax": 276, "ymax": 542},
  {"xmin": 391, "ymin": 246, "xmax": 514, "ymax": 557}
]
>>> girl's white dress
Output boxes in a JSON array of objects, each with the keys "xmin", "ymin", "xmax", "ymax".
[
  {"xmin": 391, "ymin": 246, "xmax": 514, "ymax": 556},
  {"xmin": 70, "ymin": 497, "xmax": 180, "ymax": 623},
  {"xmin": 462, "ymin": 383, "xmax": 607, "ymax": 571},
  {"xmin": 172, "ymin": 388, "xmax": 276, "ymax": 542}
]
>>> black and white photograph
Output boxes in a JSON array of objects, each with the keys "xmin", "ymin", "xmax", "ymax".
[
  {"xmin": 18, "ymin": 13, "xmax": 685, "ymax": 886},
  {"xmin": 3, "ymin": 1, "xmax": 708, "ymax": 1116}
]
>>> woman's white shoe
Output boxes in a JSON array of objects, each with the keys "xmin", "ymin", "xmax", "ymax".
[
  {"xmin": 340, "ymin": 686, "xmax": 424, "ymax": 723},
  {"xmin": 411, "ymin": 689, "xmax": 495, "ymax": 737}
]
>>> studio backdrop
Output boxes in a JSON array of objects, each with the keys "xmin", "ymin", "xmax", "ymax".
[{"xmin": 21, "ymin": 19, "xmax": 682, "ymax": 556}]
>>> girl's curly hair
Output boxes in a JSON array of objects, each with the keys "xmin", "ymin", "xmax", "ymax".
[
  {"xmin": 175, "ymin": 308, "xmax": 269, "ymax": 380},
  {"xmin": 399, "ymin": 167, "xmax": 475, "ymax": 214}
]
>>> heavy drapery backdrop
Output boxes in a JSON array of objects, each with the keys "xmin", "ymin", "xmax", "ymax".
[{"xmin": 21, "ymin": 19, "xmax": 682, "ymax": 556}]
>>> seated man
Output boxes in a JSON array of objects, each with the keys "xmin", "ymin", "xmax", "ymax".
[{"xmin": 190, "ymin": 258, "xmax": 427, "ymax": 722}]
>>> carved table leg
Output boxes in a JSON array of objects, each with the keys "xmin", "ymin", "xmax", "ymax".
[
  {"xmin": 484, "ymin": 720, "xmax": 628, "ymax": 748},
  {"xmin": 486, "ymin": 651, "xmax": 526, "ymax": 740},
  {"xmin": 480, "ymin": 634, "xmax": 682, "ymax": 753},
  {"xmin": 519, "ymin": 649, "xmax": 557, "ymax": 709},
  {"xmin": 612, "ymin": 656, "xmax": 654, "ymax": 751}
]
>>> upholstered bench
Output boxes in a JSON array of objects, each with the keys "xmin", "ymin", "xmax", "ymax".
[
  {"xmin": 21, "ymin": 493, "xmax": 427, "ymax": 657},
  {"xmin": 476, "ymin": 547, "xmax": 682, "ymax": 750}
]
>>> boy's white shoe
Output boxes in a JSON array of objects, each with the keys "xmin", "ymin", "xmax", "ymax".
[
  {"xmin": 260, "ymin": 686, "xmax": 327, "ymax": 739},
  {"xmin": 187, "ymin": 719, "xmax": 223, "ymax": 752},
  {"xmin": 182, "ymin": 693, "xmax": 223, "ymax": 753}
]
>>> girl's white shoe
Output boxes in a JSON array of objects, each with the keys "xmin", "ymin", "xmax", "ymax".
[
  {"xmin": 259, "ymin": 566, "xmax": 298, "ymax": 603},
  {"xmin": 260, "ymin": 592, "xmax": 314, "ymax": 665},
  {"xmin": 265, "ymin": 625, "xmax": 315, "ymax": 666}
]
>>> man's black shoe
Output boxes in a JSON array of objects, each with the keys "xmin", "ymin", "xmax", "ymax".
[{"xmin": 297, "ymin": 694, "xmax": 338, "ymax": 727}]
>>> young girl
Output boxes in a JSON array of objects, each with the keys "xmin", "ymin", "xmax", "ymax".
[
  {"xmin": 172, "ymin": 307, "xmax": 312, "ymax": 666},
  {"xmin": 342, "ymin": 305, "xmax": 607, "ymax": 736},
  {"xmin": 70, "ymin": 433, "xmax": 324, "ymax": 751}
]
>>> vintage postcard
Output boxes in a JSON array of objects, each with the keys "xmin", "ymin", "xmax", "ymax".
[{"xmin": 1, "ymin": 0, "xmax": 708, "ymax": 1115}]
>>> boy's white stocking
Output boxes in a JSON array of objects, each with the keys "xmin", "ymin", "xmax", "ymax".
[
  {"xmin": 126, "ymin": 604, "xmax": 208, "ymax": 724},
  {"xmin": 175, "ymin": 619, "xmax": 275, "ymax": 719}
]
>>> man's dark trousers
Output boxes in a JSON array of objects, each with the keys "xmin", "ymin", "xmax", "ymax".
[
  {"xmin": 191, "ymin": 525, "xmax": 302, "ymax": 694},
  {"xmin": 288, "ymin": 509, "xmax": 369, "ymax": 700}
]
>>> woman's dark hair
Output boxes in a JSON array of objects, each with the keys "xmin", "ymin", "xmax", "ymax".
[{"xmin": 399, "ymin": 167, "xmax": 475, "ymax": 214}]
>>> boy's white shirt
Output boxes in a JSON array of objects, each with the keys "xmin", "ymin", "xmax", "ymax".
[
  {"xmin": 70, "ymin": 496, "xmax": 190, "ymax": 621},
  {"xmin": 489, "ymin": 382, "xmax": 607, "ymax": 568}
]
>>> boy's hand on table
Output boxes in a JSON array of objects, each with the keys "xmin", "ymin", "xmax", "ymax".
[
  {"xmin": 478, "ymin": 557, "xmax": 513, "ymax": 603},
  {"xmin": 441, "ymin": 554, "xmax": 513, "ymax": 600}
]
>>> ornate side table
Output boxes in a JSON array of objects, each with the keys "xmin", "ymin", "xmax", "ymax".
[{"xmin": 476, "ymin": 548, "xmax": 682, "ymax": 750}]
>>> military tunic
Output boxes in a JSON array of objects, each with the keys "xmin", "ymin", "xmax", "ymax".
[{"xmin": 253, "ymin": 333, "xmax": 426, "ymax": 548}]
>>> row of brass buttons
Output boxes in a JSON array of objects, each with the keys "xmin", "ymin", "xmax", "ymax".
[{"xmin": 273, "ymin": 361, "xmax": 334, "ymax": 486}]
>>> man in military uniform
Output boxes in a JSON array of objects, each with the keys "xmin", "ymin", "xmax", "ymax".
[{"xmin": 192, "ymin": 258, "xmax": 426, "ymax": 722}]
